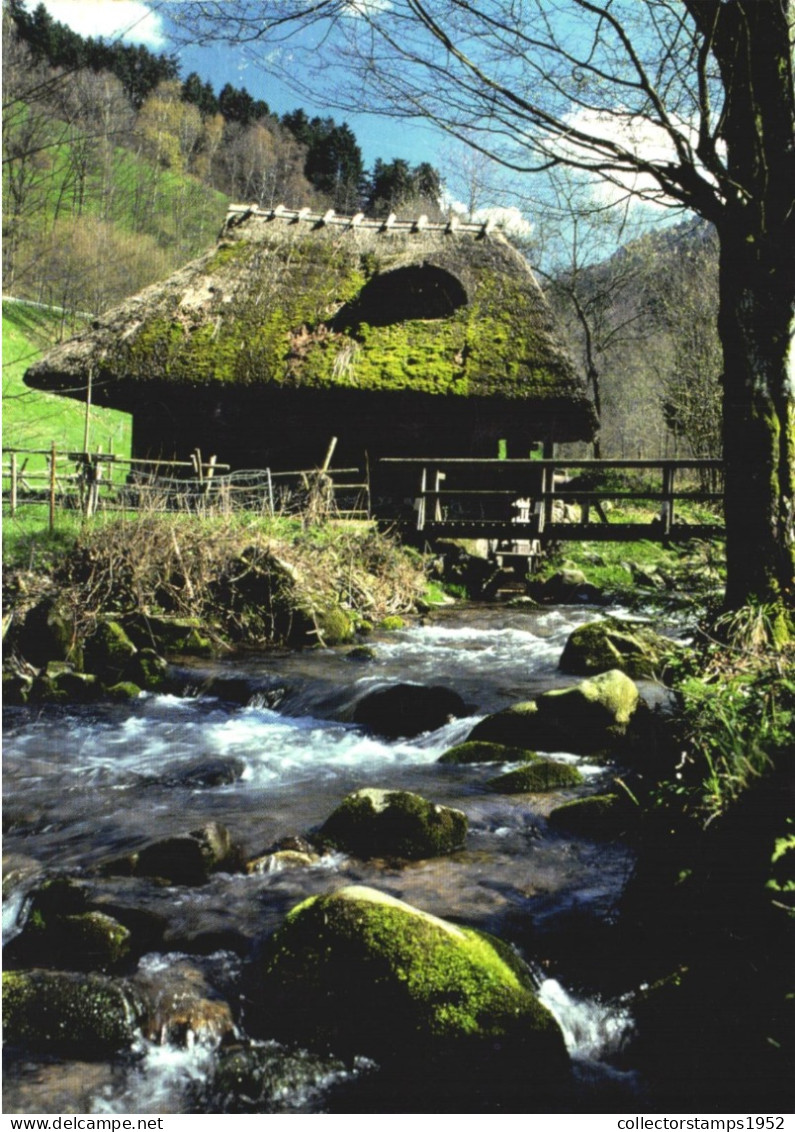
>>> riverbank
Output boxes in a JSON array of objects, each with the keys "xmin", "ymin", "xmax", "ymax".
[{"xmin": 2, "ymin": 513, "xmax": 428, "ymax": 704}]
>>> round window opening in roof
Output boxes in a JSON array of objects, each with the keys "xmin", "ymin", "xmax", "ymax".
[{"xmin": 334, "ymin": 264, "xmax": 469, "ymax": 329}]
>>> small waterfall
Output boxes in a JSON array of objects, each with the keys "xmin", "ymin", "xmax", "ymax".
[
  {"xmin": 93, "ymin": 1035, "xmax": 218, "ymax": 1115},
  {"xmin": 538, "ymin": 977, "xmax": 640, "ymax": 1100}
]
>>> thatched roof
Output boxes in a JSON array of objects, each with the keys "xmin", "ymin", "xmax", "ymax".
[{"xmin": 25, "ymin": 205, "xmax": 595, "ymax": 441}]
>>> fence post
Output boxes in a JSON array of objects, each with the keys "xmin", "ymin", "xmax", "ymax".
[
  {"xmin": 49, "ymin": 442, "xmax": 57, "ymax": 533},
  {"xmin": 322, "ymin": 437, "xmax": 338, "ymax": 472},
  {"xmin": 265, "ymin": 468, "xmax": 274, "ymax": 516},
  {"xmin": 661, "ymin": 464, "xmax": 674, "ymax": 537},
  {"xmin": 86, "ymin": 447, "xmax": 103, "ymax": 518},
  {"xmin": 10, "ymin": 453, "xmax": 17, "ymax": 517}
]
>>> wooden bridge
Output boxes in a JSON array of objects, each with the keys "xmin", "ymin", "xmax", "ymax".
[{"xmin": 377, "ymin": 458, "xmax": 723, "ymax": 555}]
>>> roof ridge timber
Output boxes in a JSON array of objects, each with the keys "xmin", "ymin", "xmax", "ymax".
[{"xmin": 224, "ymin": 202, "xmax": 495, "ymax": 237}]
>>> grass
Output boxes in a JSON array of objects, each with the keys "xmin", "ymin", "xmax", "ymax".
[
  {"xmin": 671, "ymin": 605, "xmax": 795, "ymax": 818},
  {"xmin": 537, "ymin": 523, "xmax": 726, "ymax": 612},
  {"xmin": 2, "ymin": 300, "xmax": 133, "ymax": 477}
]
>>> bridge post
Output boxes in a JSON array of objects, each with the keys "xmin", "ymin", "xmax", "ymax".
[
  {"xmin": 416, "ymin": 466, "xmax": 427, "ymax": 531},
  {"xmin": 543, "ymin": 463, "xmax": 554, "ymax": 529},
  {"xmin": 535, "ymin": 466, "xmax": 547, "ymax": 535},
  {"xmin": 433, "ymin": 470, "xmax": 445, "ymax": 521}
]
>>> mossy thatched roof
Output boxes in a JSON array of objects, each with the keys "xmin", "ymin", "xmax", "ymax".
[{"xmin": 25, "ymin": 205, "xmax": 595, "ymax": 439}]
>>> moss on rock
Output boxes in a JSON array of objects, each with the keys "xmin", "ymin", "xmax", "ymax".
[
  {"xmin": 466, "ymin": 701, "xmax": 559, "ymax": 750},
  {"xmin": 438, "ymin": 740, "xmax": 538, "ymax": 765},
  {"xmin": 18, "ymin": 597, "xmax": 83, "ymax": 670},
  {"xmin": 129, "ymin": 821, "xmax": 245, "ymax": 885},
  {"xmin": 307, "ymin": 605, "xmax": 355, "ymax": 646},
  {"xmin": 560, "ymin": 618, "xmax": 680, "ymax": 679},
  {"xmin": 467, "ymin": 670, "xmax": 640, "ymax": 757},
  {"xmin": 319, "ymin": 788, "xmax": 467, "ymax": 860},
  {"xmin": 3, "ymin": 969, "xmax": 142, "ymax": 1056},
  {"xmin": 536, "ymin": 669, "xmax": 640, "ymax": 752},
  {"xmin": 548, "ymin": 793, "xmax": 634, "ymax": 838},
  {"xmin": 105, "ymin": 681, "xmax": 142, "ymax": 701},
  {"xmin": 250, "ymin": 885, "xmax": 569, "ymax": 1082},
  {"xmin": 3, "ymin": 877, "xmax": 132, "ymax": 972},
  {"xmin": 487, "ymin": 760, "xmax": 584, "ymax": 794}
]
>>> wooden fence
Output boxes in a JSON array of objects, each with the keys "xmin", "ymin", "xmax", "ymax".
[{"xmin": 2, "ymin": 444, "xmax": 370, "ymax": 528}]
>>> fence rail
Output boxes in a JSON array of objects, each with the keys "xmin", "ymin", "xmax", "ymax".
[{"xmin": 2, "ymin": 445, "xmax": 370, "ymax": 527}]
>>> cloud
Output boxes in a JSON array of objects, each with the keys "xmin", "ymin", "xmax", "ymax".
[
  {"xmin": 28, "ymin": 1, "xmax": 167, "ymax": 49},
  {"xmin": 445, "ymin": 197, "xmax": 534, "ymax": 237},
  {"xmin": 553, "ymin": 107, "xmax": 723, "ymax": 210}
]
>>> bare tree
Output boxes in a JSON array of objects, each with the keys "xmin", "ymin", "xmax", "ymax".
[
  {"xmin": 174, "ymin": 0, "xmax": 795, "ymax": 614},
  {"xmin": 651, "ymin": 224, "xmax": 722, "ymax": 472},
  {"xmin": 528, "ymin": 170, "xmax": 654, "ymax": 458}
]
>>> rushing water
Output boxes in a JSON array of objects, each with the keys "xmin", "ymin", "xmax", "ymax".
[{"xmin": 3, "ymin": 602, "xmax": 642, "ymax": 1113}]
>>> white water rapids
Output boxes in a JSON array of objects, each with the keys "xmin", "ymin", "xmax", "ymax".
[{"xmin": 3, "ymin": 602, "xmax": 642, "ymax": 1112}]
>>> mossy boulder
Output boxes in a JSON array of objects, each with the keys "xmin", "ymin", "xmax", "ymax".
[
  {"xmin": 305, "ymin": 605, "xmax": 355, "ymax": 646},
  {"xmin": 46, "ymin": 668, "xmax": 101, "ymax": 702},
  {"xmin": 27, "ymin": 673, "xmax": 73, "ymax": 704},
  {"xmin": 2, "ymin": 969, "xmax": 142, "ymax": 1056},
  {"xmin": 548, "ymin": 793, "xmax": 635, "ymax": 838},
  {"xmin": 123, "ymin": 648, "xmax": 170, "ymax": 691},
  {"xmin": 319, "ymin": 788, "xmax": 467, "ymax": 860},
  {"xmin": 7, "ymin": 911, "xmax": 132, "ymax": 973},
  {"xmin": 2, "ymin": 670, "xmax": 34, "ymax": 704},
  {"xmin": 379, "ymin": 615, "xmax": 406, "ymax": 631},
  {"xmin": 18, "ymin": 597, "xmax": 83, "ymax": 669},
  {"xmin": 105, "ymin": 680, "xmax": 143, "ymax": 702},
  {"xmin": 351, "ymin": 683, "xmax": 467, "ymax": 738},
  {"xmin": 536, "ymin": 569, "xmax": 602, "ymax": 604},
  {"xmin": 560, "ymin": 618, "xmax": 680, "ymax": 679},
  {"xmin": 535, "ymin": 669, "xmax": 640, "ymax": 753},
  {"xmin": 466, "ymin": 701, "xmax": 563, "ymax": 751},
  {"xmin": 467, "ymin": 670, "xmax": 639, "ymax": 756},
  {"xmin": 250, "ymin": 885, "xmax": 569, "ymax": 1086},
  {"xmin": 3, "ymin": 876, "xmax": 132, "ymax": 972},
  {"xmin": 140, "ymin": 616, "xmax": 215, "ymax": 656},
  {"xmin": 83, "ymin": 619, "xmax": 138, "ymax": 681},
  {"xmin": 487, "ymin": 760, "xmax": 584, "ymax": 794},
  {"xmin": 109, "ymin": 821, "xmax": 245, "ymax": 885},
  {"xmin": 438, "ymin": 740, "xmax": 538, "ymax": 765}
]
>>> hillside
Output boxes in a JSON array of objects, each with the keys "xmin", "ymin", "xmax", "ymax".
[{"xmin": 2, "ymin": 299, "xmax": 131, "ymax": 466}]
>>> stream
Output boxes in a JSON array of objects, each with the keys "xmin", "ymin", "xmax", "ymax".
[{"xmin": 3, "ymin": 602, "xmax": 645, "ymax": 1113}]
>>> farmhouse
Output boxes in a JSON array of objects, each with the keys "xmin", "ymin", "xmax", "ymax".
[{"xmin": 24, "ymin": 205, "xmax": 596, "ymax": 472}]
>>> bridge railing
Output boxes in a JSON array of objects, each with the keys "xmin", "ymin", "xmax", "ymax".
[{"xmin": 378, "ymin": 458, "xmax": 724, "ymax": 543}]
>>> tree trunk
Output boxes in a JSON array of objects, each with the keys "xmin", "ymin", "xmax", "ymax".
[
  {"xmin": 717, "ymin": 224, "xmax": 795, "ymax": 610},
  {"xmin": 708, "ymin": 1, "xmax": 795, "ymax": 613}
]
